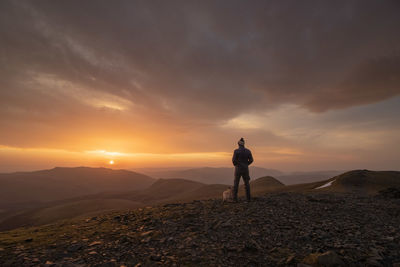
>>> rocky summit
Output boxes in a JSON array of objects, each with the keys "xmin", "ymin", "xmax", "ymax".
[{"xmin": 0, "ymin": 192, "xmax": 399, "ymax": 266}]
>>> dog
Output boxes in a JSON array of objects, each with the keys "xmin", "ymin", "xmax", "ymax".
[{"xmin": 222, "ymin": 186, "xmax": 233, "ymax": 202}]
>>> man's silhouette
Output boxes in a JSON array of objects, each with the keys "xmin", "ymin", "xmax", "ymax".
[{"xmin": 232, "ymin": 138, "xmax": 253, "ymax": 202}]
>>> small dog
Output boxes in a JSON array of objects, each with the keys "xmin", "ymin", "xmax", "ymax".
[{"xmin": 222, "ymin": 187, "xmax": 233, "ymax": 202}]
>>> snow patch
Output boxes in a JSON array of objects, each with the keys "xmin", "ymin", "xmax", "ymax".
[{"xmin": 315, "ymin": 179, "xmax": 336, "ymax": 189}]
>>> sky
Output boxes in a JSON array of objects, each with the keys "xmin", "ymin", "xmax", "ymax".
[{"xmin": 0, "ymin": 0, "xmax": 399, "ymax": 172}]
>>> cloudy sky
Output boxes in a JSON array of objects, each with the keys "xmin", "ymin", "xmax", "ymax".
[{"xmin": 0, "ymin": 0, "xmax": 399, "ymax": 172}]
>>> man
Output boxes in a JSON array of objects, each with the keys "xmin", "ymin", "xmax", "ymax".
[{"xmin": 232, "ymin": 137, "xmax": 253, "ymax": 202}]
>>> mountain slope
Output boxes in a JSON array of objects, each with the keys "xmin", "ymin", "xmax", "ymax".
[
  {"xmin": 276, "ymin": 170, "xmax": 343, "ymax": 185},
  {"xmin": 120, "ymin": 178, "xmax": 207, "ymax": 203},
  {"xmin": 0, "ymin": 199, "xmax": 143, "ymax": 230},
  {"xmin": 232, "ymin": 176, "xmax": 286, "ymax": 198},
  {"xmin": 314, "ymin": 170, "xmax": 400, "ymax": 193},
  {"xmin": 0, "ymin": 167, "xmax": 155, "ymax": 206},
  {"xmin": 0, "ymin": 178, "xmax": 210, "ymax": 230},
  {"xmin": 137, "ymin": 166, "xmax": 283, "ymax": 184},
  {"xmin": 0, "ymin": 176, "xmax": 285, "ymax": 230},
  {"xmin": 2, "ymin": 169, "xmax": 399, "ymax": 231},
  {"xmin": 250, "ymin": 176, "xmax": 284, "ymax": 188}
]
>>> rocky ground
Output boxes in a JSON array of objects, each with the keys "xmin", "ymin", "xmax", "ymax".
[{"xmin": 0, "ymin": 192, "xmax": 399, "ymax": 266}]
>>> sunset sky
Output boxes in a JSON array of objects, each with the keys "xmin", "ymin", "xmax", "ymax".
[{"xmin": 1, "ymin": 1, "xmax": 399, "ymax": 172}]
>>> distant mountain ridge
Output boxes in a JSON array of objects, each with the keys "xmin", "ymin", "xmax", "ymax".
[
  {"xmin": 136, "ymin": 167, "xmax": 346, "ymax": 186},
  {"xmin": 137, "ymin": 166, "xmax": 284, "ymax": 185}
]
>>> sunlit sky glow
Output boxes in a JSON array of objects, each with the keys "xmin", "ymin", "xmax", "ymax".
[{"xmin": 0, "ymin": 1, "xmax": 399, "ymax": 172}]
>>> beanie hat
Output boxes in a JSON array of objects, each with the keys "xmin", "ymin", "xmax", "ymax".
[{"xmin": 238, "ymin": 137, "xmax": 245, "ymax": 146}]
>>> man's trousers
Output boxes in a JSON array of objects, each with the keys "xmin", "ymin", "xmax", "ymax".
[{"xmin": 233, "ymin": 167, "xmax": 251, "ymax": 201}]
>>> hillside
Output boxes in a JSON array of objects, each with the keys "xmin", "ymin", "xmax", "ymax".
[
  {"xmin": 0, "ymin": 199, "xmax": 143, "ymax": 231},
  {"xmin": 0, "ymin": 167, "xmax": 154, "ymax": 229},
  {"xmin": 137, "ymin": 166, "xmax": 283, "ymax": 184},
  {"xmin": 1, "ymin": 170, "xmax": 398, "ymax": 232},
  {"xmin": 248, "ymin": 176, "xmax": 284, "ymax": 189},
  {"xmin": 0, "ymin": 193, "xmax": 399, "ymax": 266},
  {"xmin": 138, "ymin": 167, "xmax": 347, "ymax": 186},
  {"xmin": 73, "ymin": 176, "xmax": 286, "ymax": 205},
  {"xmin": 0, "ymin": 177, "xmax": 280, "ymax": 231},
  {"xmin": 0, "ymin": 167, "xmax": 154, "ymax": 206},
  {"xmin": 0, "ymin": 178, "xmax": 217, "ymax": 230},
  {"xmin": 276, "ymin": 170, "xmax": 343, "ymax": 185},
  {"xmin": 313, "ymin": 170, "xmax": 400, "ymax": 194}
]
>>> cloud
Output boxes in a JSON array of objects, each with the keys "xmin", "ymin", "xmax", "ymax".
[
  {"xmin": 1, "ymin": 1, "xmax": 399, "ymax": 121},
  {"xmin": 305, "ymin": 56, "xmax": 400, "ymax": 112}
]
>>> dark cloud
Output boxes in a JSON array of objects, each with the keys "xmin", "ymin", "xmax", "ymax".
[
  {"xmin": 306, "ymin": 55, "xmax": 400, "ymax": 112},
  {"xmin": 1, "ymin": 0, "xmax": 400, "ymax": 127}
]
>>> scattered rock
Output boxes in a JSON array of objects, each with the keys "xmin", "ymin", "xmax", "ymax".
[
  {"xmin": 139, "ymin": 230, "xmax": 153, "ymax": 236},
  {"xmin": 317, "ymin": 251, "xmax": 344, "ymax": 266},
  {"xmin": 0, "ymin": 194, "xmax": 399, "ymax": 266},
  {"xmin": 378, "ymin": 187, "xmax": 400, "ymax": 199},
  {"xmin": 150, "ymin": 255, "xmax": 161, "ymax": 261},
  {"xmin": 304, "ymin": 251, "xmax": 344, "ymax": 266},
  {"xmin": 67, "ymin": 244, "xmax": 82, "ymax": 252},
  {"xmin": 286, "ymin": 254, "xmax": 296, "ymax": 264},
  {"xmin": 89, "ymin": 241, "xmax": 102, "ymax": 246}
]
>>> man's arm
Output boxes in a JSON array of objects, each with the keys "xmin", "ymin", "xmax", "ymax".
[
  {"xmin": 248, "ymin": 150, "xmax": 254, "ymax": 165},
  {"xmin": 232, "ymin": 150, "xmax": 238, "ymax": 166}
]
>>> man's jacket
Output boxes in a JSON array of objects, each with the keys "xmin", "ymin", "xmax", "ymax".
[{"xmin": 232, "ymin": 146, "xmax": 253, "ymax": 170}]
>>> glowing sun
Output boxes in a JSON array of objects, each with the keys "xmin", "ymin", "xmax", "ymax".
[{"xmin": 109, "ymin": 160, "xmax": 114, "ymax": 165}]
